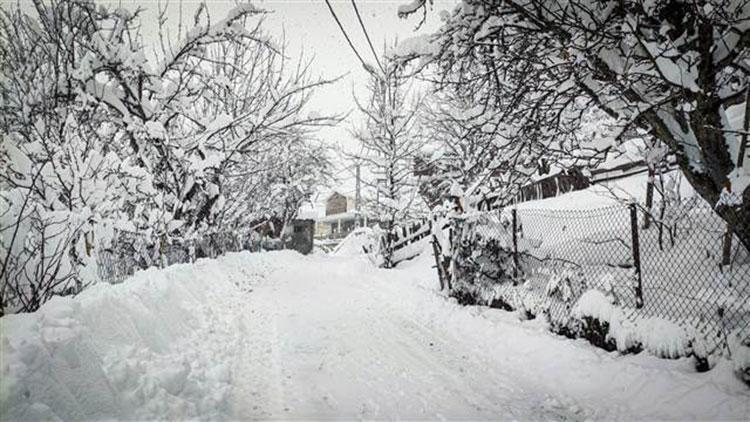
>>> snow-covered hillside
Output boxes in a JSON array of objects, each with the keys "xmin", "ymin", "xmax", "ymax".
[{"xmin": 2, "ymin": 251, "xmax": 747, "ymax": 420}]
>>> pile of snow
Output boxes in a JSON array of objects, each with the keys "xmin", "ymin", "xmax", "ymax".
[
  {"xmin": 331, "ymin": 227, "xmax": 380, "ymax": 257},
  {"xmin": 0, "ymin": 251, "xmax": 299, "ymax": 421}
]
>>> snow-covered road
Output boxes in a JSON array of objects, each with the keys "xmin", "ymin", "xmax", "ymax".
[
  {"xmin": 226, "ymin": 252, "xmax": 748, "ymax": 420},
  {"xmin": 2, "ymin": 250, "xmax": 748, "ymax": 420},
  {"xmin": 230, "ymin": 254, "xmax": 567, "ymax": 420}
]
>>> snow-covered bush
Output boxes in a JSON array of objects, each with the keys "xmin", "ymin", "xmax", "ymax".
[
  {"xmin": 450, "ymin": 217, "xmax": 515, "ymax": 306},
  {"xmin": 570, "ymin": 288, "xmax": 696, "ymax": 358},
  {"xmin": 0, "ymin": 191, "xmax": 86, "ymax": 313},
  {"xmin": 540, "ymin": 265, "xmax": 588, "ymax": 333},
  {"xmin": 635, "ymin": 317, "xmax": 691, "ymax": 360},
  {"xmin": 0, "ymin": 1, "xmax": 335, "ymax": 313},
  {"xmin": 728, "ymin": 330, "xmax": 750, "ymax": 386},
  {"xmin": 571, "ymin": 289, "xmax": 634, "ymax": 352}
]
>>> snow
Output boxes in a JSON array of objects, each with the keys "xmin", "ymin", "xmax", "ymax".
[
  {"xmin": 636, "ymin": 316, "xmax": 692, "ymax": 359},
  {"xmin": 397, "ymin": 0, "xmax": 425, "ymax": 18},
  {"xmin": 572, "ymin": 289, "xmax": 621, "ymax": 323},
  {"xmin": 572, "ymin": 289, "xmax": 691, "ymax": 358},
  {"xmin": 392, "ymin": 34, "xmax": 440, "ymax": 70},
  {"xmin": 392, "ymin": 235, "xmax": 430, "ymax": 264},
  {"xmin": 517, "ymin": 169, "xmax": 694, "ymax": 210},
  {"xmin": 0, "ymin": 251, "xmax": 299, "ymax": 420},
  {"xmin": 2, "ymin": 250, "xmax": 748, "ymax": 420},
  {"xmin": 144, "ymin": 121, "xmax": 166, "ymax": 140},
  {"xmin": 331, "ymin": 227, "xmax": 379, "ymax": 256}
]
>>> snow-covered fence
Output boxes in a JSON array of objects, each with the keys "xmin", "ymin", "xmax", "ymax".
[
  {"xmin": 388, "ymin": 220, "xmax": 432, "ymax": 266},
  {"xmin": 96, "ymin": 230, "xmax": 251, "ymax": 284},
  {"xmin": 446, "ymin": 200, "xmax": 750, "ymax": 368}
]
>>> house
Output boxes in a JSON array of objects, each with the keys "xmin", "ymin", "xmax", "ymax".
[{"xmin": 315, "ymin": 191, "xmax": 361, "ymax": 238}]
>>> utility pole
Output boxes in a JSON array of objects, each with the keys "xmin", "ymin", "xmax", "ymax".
[
  {"xmin": 355, "ymin": 162, "xmax": 362, "ymax": 227},
  {"xmin": 355, "ymin": 163, "xmax": 361, "ymax": 210}
]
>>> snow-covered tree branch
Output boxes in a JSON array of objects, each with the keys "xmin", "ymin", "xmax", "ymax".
[
  {"xmin": 399, "ymin": 0, "xmax": 750, "ymax": 248},
  {"xmin": 0, "ymin": 0, "xmax": 337, "ymax": 313}
]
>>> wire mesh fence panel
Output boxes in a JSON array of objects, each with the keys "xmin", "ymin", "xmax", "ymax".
[
  {"xmin": 513, "ymin": 205, "xmax": 639, "ymax": 328},
  {"xmin": 635, "ymin": 201, "xmax": 750, "ymax": 349},
  {"xmin": 448, "ymin": 198, "xmax": 750, "ymax": 353},
  {"xmin": 96, "ymin": 231, "xmax": 154, "ymax": 284},
  {"xmin": 95, "ymin": 231, "xmax": 253, "ymax": 284}
]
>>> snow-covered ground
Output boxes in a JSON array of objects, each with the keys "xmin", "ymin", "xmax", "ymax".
[
  {"xmin": 516, "ymin": 169, "xmax": 695, "ymax": 210},
  {"xmin": 2, "ymin": 250, "xmax": 748, "ymax": 420}
]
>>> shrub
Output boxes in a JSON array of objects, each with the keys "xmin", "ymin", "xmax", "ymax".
[{"xmin": 728, "ymin": 330, "xmax": 750, "ymax": 386}]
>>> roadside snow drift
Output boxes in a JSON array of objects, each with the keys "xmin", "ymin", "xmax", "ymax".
[
  {"xmin": 331, "ymin": 227, "xmax": 378, "ymax": 257},
  {"xmin": 0, "ymin": 251, "xmax": 294, "ymax": 421},
  {"xmin": 2, "ymin": 250, "xmax": 748, "ymax": 420}
]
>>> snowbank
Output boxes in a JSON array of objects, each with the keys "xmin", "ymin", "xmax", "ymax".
[
  {"xmin": 0, "ymin": 251, "xmax": 299, "ymax": 421},
  {"xmin": 331, "ymin": 227, "xmax": 379, "ymax": 257}
]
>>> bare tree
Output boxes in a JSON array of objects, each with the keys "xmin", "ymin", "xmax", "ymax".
[{"xmin": 352, "ymin": 57, "xmax": 426, "ymax": 267}]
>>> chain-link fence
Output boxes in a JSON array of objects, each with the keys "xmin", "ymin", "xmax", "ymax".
[
  {"xmin": 96, "ymin": 230, "xmax": 252, "ymax": 284},
  {"xmin": 448, "ymin": 199, "xmax": 750, "ymax": 357}
]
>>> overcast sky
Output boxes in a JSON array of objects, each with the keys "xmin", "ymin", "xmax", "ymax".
[
  {"xmin": 108, "ymin": 1, "xmax": 449, "ymax": 149},
  {"xmin": 254, "ymin": 0, "xmax": 449, "ymax": 152}
]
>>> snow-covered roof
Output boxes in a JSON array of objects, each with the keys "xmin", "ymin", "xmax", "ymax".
[{"xmin": 317, "ymin": 211, "xmax": 359, "ymax": 223}]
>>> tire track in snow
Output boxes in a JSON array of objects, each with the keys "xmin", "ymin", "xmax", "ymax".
[{"xmin": 226, "ymin": 272, "xmax": 285, "ymax": 419}]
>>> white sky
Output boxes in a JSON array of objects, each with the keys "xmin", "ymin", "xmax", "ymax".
[{"xmin": 108, "ymin": 1, "xmax": 448, "ymax": 149}]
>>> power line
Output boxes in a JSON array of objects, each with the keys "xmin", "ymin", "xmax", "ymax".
[
  {"xmin": 323, "ymin": 0, "xmax": 371, "ymax": 73},
  {"xmin": 350, "ymin": 0, "xmax": 386, "ymax": 75}
]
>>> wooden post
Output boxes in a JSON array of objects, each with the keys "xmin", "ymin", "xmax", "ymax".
[
  {"xmin": 629, "ymin": 204, "xmax": 644, "ymax": 308},
  {"xmin": 431, "ymin": 235, "xmax": 445, "ymax": 290},
  {"xmin": 159, "ymin": 234, "xmax": 166, "ymax": 268},
  {"xmin": 512, "ymin": 208, "xmax": 519, "ymax": 279},
  {"xmin": 446, "ymin": 224, "xmax": 454, "ymax": 291}
]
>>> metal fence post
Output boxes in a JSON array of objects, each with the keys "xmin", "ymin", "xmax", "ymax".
[
  {"xmin": 721, "ymin": 221, "xmax": 734, "ymax": 266},
  {"xmin": 512, "ymin": 208, "xmax": 519, "ymax": 279},
  {"xmin": 629, "ymin": 203, "xmax": 644, "ymax": 308}
]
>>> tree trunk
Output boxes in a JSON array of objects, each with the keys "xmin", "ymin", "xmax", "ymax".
[{"xmin": 641, "ymin": 99, "xmax": 750, "ymax": 251}]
